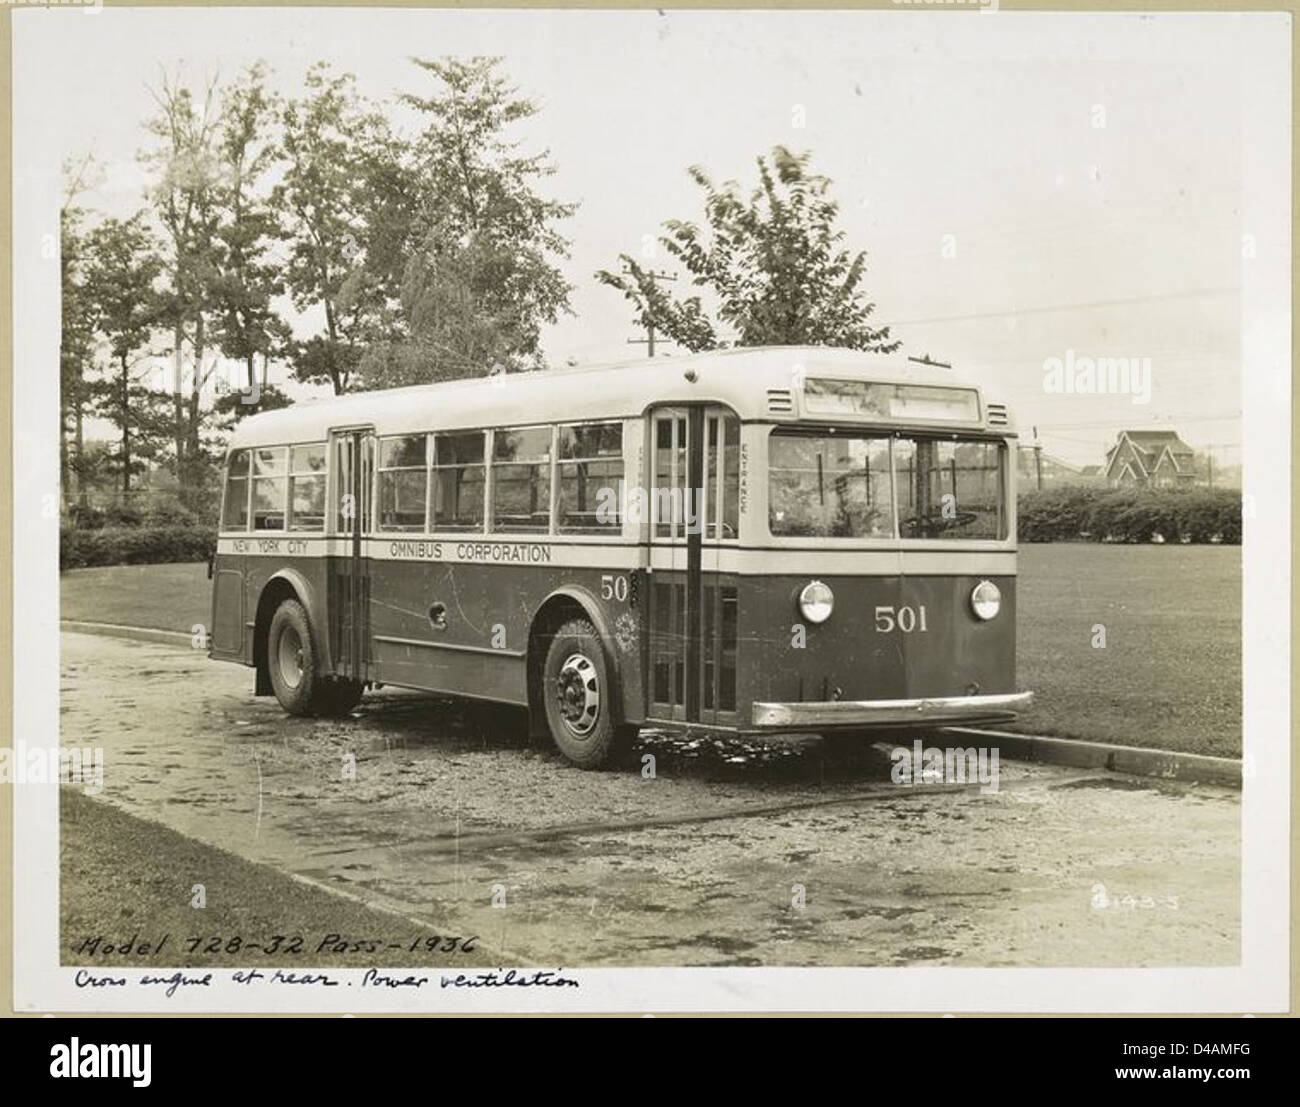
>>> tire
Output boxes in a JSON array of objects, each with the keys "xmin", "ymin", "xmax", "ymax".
[
  {"xmin": 317, "ymin": 678, "xmax": 366, "ymax": 718},
  {"xmin": 542, "ymin": 617, "xmax": 635, "ymax": 769},
  {"xmin": 267, "ymin": 598, "xmax": 363, "ymax": 718}
]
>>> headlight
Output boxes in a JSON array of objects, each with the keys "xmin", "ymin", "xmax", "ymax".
[
  {"xmin": 971, "ymin": 580, "xmax": 1001, "ymax": 620},
  {"xmin": 799, "ymin": 580, "xmax": 834, "ymax": 624}
]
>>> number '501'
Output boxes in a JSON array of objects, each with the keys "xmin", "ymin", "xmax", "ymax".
[{"xmin": 874, "ymin": 605, "xmax": 928, "ymax": 633}]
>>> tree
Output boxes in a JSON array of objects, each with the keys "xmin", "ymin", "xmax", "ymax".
[
  {"xmin": 598, "ymin": 146, "xmax": 899, "ymax": 354},
  {"xmin": 209, "ymin": 63, "xmax": 289, "ymax": 398},
  {"xmin": 60, "ymin": 156, "xmax": 102, "ymax": 506},
  {"xmin": 359, "ymin": 56, "xmax": 575, "ymax": 386},
  {"xmin": 142, "ymin": 72, "xmax": 225, "ymax": 502},
  {"xmin": 83, "ymin": 214, "xmax": 168, "ymax": 493},
  {"xmin": 276, "ymin": 64, "xmax": 409, "ymax": 394},
  {"xmin": 211, "ymin": 382, "xmax": 293, "ymax": 425}
]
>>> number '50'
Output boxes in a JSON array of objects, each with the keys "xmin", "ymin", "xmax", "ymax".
[
  {"xmin": 874, "ymin": 605, "xmax": 928, "ymax": 633},
  {"xmin": 601, "ymin": 574, "xmax": 629, "ymax": 602}
]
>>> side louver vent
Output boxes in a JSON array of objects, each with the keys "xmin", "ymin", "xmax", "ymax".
[
  {"xmin": 767, "ymin": 388, "xmax": 794, "ymax": 414},
  {"xmin": 986, "ymin": 403, "xmax": 1008, "ymax": 427}
]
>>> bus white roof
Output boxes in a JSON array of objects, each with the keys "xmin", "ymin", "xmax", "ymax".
[{"xmin": 228, "ymin": 345, "xmax": 1007, "ymax": 447}]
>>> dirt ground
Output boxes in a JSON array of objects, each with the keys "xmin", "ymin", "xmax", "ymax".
[{"xmin": 58, "ymin": 631, "xmax": 1240, "ymax": 967}]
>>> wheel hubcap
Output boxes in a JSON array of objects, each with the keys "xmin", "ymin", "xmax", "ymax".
[
  {"xmin": 555, "ymin": 653, "xmax": 599, "ymax": 738},
  {"xmin": 278, "ymin": 626, "xmax": 304, "ymax": 690}
]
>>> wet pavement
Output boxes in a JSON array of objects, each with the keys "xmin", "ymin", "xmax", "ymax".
[{"xmin": 59, "ymin": 631, "xmax": 1240, "ymax": 967}]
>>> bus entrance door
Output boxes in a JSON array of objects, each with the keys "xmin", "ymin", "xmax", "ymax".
[
  {"xmin": 647, "ymin": 405, "xmax": 738, "ymax": 727},
  {"xmin": 327, "ymin": 427, "xmax": 375, "ymax": 683}
]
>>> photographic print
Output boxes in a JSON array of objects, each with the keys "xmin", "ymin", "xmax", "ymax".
[{"xmin": 6, "ymin": 3, "xmax": 1291, "ymax": 1018}]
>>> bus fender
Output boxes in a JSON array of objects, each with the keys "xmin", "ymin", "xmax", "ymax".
[
  {"xmin": 529, "ymin": 585, "xmax": 626, "ymax": 726},
  {"xmin": 253, "ymin": 568, "xmax": 329, "ymax": 694}
]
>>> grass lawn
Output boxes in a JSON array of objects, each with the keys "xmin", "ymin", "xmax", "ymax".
[
  {"xmin": 61, "ymin": 789, "xmax": 512, "ymax": 969},
  {"xmin": 61, "ymin": 561, "xmax": 211, "ymax": 633},
  {"xmin": 60, "ymin": 544, "xmax": 1242, "ymax": 757},
  {"xmin": 1012, "ymin": 544, "xmax": 1239, "ymax": 757}
]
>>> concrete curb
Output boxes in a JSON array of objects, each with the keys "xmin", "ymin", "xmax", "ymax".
[
  {"xmin": 61, "ymin": 620, "xmax": 195, "ymax": 648},
  {"xmin": 60, "ymin": 620, "xmax": 1241, "ymax": 789},
  {"xmin": 943, "ymin": 726, "xmax": 1241, "ymax": 788}
]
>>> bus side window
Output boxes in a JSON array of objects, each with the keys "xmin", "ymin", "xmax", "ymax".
[
  {"xmin": 251, "ymin": 446, "xmax": 287, "ymax": 531},
  {"xmin": 222, "ymin": 449, "xmax": 250, "ymax": 531},
  {"xmin": 557, "ymin": 422, "xmax": 622, "ymax": 535},
  {"xmin": 288, "ymin": 443, "xmax": 327, "ymax": 532},
  {"xmin": 377, "ymin": 435, "xmax": 428, "ymax": 532},
  {"xmin": 433, "ymin": 431, "xmax": 486, "ymax": 532},
  {"xmin": 491, "ymin": 426, "xmax": 552, "ymax": 534}
]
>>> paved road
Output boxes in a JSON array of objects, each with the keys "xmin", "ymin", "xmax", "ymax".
[{"xmin": 59, "ymin": 631, "xmax": 1240, "ymax": 967}]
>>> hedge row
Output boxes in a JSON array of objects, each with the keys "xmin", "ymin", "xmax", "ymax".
[
  {"xmin": 64, "ymin": 500, "xmax": 215, "ymax": 530},
  {"xmin": 60, "ymin": 525, "xmax": 218, "ymax": 570},
  {"xmin": 1017, "ymin": 486, "xmax": 1241, "ymax": 544},
  {"xmin": 57, "ymin": 487, "xmax": 1240, "ymax": 568}
]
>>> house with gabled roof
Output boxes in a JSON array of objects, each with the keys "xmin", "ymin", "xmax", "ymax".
[{"xmin": 1104, "ymin": 430, "xmax": 1199, "ymax": 488}]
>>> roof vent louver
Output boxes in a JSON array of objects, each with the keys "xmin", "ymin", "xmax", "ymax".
[
  {"xmin": 767, "ymin": 388, "xmax": 794, "ymax": 414},
  {"xmin": 986, "ymin": 403, "xmax": 1008, "ymax": 427}
]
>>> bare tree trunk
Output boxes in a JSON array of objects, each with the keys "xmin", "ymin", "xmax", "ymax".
[
  {"xmin": 120, "ymin": 353, "xmax": 132, "ymax": 494},
  {"xmin": 184, "ymin": 314, "xmax": 206, "ymax": 508},
  {"xmin": 59, "ymin": 403, "xmax": 70, "ymax": 504},
  {"xmin": 172, "ymin": 322, "xmax": 186, "ymax": 486},
  {"xmin": 75, "ymin": 404, "xmax": 86, "ymax": 509}
]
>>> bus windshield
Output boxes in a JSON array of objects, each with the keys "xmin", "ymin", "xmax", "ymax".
[{"xmin": 768, "ymin": 428, "xmax": 1005, "ymax": 540}]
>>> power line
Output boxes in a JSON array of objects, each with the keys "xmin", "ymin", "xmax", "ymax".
[{"xmin": 886, "ymin": 286, "xmax": 1239, "ymax": 327}]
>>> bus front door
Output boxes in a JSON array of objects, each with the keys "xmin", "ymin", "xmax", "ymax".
[
  {"xmin": 327, "ymin": 428, "xmax": 375, "ymax": 683},
  {"xmin": 647, "ymin": 405, "xmax": 739, "ymax": 727}
]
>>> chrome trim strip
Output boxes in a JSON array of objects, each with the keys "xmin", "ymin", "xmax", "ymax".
[
  {"xmin": 372, "ymin": 634, "xmax": 526, "ymax": 659},
  {"xmin": 752, "ymin": 691, "xmax": 1034, "ymax": 728}
]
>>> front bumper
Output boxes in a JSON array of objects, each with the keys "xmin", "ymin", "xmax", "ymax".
[{"xmin": 751, "ymin": 691, "xmax": 1034, "ymax": 729}]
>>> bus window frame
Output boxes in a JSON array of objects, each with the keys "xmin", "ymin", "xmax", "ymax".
[
  {"xmin": 287, "ymin": 442, "xmax": 329, "ymax": 533},
  {"xmin": 376, "ymin": 433, "xmax": 431, "ymax": 534},
  {"xmin": 221, "ymin": 448, "xmax": 252, "ymax": 532},
  {"xmin": 430, "ymin": 429, "xmax": 488, "ymax": 535},
  {"xmin": 555, "ymin": 419, "xmax": 626, "ymax": 539},
  {"xmin": 489, "ymin": 424, "xmax": 555, "ymax": 537},
  {"xmin": 250, "ymin": 445, "xmax": 289, "ymax": 533}
]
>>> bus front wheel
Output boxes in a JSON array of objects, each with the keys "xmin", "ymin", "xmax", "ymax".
[
  {"xmin": 267, "ymin": 598, "xmax": 363, "ymax": 718},
  {"xmin": 542, "ymin": 618, "xmax": 634, "ymax": 769}
]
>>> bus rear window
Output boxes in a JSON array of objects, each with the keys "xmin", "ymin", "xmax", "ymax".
[{"xmin": 222, "ymin": 449, "xmax": 250, "ymax": 530}]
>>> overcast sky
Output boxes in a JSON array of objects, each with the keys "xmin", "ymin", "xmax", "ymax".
[{"xmin": 18, "ymin": 8, "xmax": 1283, "ymax": 465}]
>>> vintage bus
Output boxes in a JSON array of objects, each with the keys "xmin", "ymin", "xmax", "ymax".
[{"xmin": 209, "ymin": 346, "xmax": 1032, "ymax": 767}]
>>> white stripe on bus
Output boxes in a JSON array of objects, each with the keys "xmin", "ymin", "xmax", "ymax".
[{"xmin": 217, "ymin": 536, "xmax": 1016, "ymax": 576}]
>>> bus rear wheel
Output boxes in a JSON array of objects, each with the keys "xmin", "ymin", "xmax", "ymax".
[
  {"xmin": 267, "ymin": 598, "xmax": 363, "ymax": 718},
  {"xmin": 542, "ymin": 618, "xmax": 634, "ymax": 769}
]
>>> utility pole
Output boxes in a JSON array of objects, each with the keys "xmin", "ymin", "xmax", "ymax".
[
  {"xmin": 623, "ymin": 265, "xmax": 677, "ymax": 357},
  {"xmin": 1207, "ymin": 445, "xmax": 1214, "ymax": 488},
  {"xmin": 907, "ymin": 353, "xmax": 952, "ymax": 369},
  {"xmin": 1032, "ymin": 426, "xmax": 1044, "ymax": 491}
]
